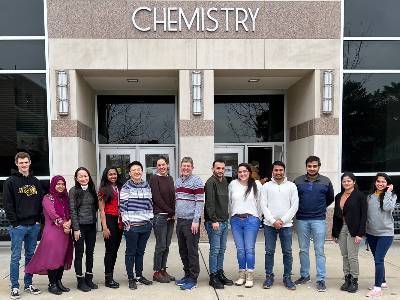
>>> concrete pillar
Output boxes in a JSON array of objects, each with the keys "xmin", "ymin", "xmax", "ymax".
[
  {"xmin": 51, "ymin": 70, "xmax": 96, "ymax": 188},
  {"xmin": 178, "ymin": 70, "xmax": 214, "ymax": 183}
]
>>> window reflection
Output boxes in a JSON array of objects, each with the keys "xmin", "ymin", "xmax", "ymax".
[
  {"xmin": 215, "ymin": 95, "xmax": 284, "ymax": 143},
  {"xmin": 97, "ymin": 96, "xmax": 175, "ymax": 144},
  {"xmin": 342, "ymin": 74, "xmax": 400, "ymax": 172},
  {"xmin": 0, "ymin": 41, "xmax": 45, "ymax": 70},
  {"xmin": 0, "ymin": 74, "xmax": 49, "ymax": 176},
  {"xmin": 344, "ymin": 41, "xmax": 400, "ymax": 70}
]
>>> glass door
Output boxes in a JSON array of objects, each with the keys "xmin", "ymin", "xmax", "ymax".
[
  {"xmin": 247, "ymin": 146, "xmax": 273, "ymax": 183},
  {"xmin": 139, "ymin": 147, "xmax": 176, "ymax": 181},
  {"xmin": 99, "ymin": 148, "xmax": 134, "ymax": 183},
  {"xmin": 214, "ymin": 146, "xmax": 244, "ymax": 182}
]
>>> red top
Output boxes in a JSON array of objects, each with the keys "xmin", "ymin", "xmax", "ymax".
[{"xmin": 98, "ymin": 188, "xmax": 119, "ymax": 216}]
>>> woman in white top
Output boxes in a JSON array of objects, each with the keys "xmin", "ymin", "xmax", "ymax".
[{"xmin": 229, "ymin": 163, "xmax": 262, "ymax": 288}]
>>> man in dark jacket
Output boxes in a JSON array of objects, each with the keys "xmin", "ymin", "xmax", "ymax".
[
  {"xmin": 4, "ymin": 152, "xmax": 42, "ymax": 299},
  {"xmin": 293, "ymin": 156, "xmax": 334, "ymax": 293},
  {"xmin": 204, "ymin": 159, "xmax": 233, "ymax": 289}
]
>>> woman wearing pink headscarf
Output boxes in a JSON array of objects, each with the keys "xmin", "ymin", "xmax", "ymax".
[{"xmin": 25, "ymin": 176, "xmax": 73, "ymax": 295}]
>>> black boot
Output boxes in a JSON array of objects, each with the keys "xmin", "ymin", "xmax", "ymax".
[
  {"xmin": 56, "ymin": 267, "xmax": 70, "ymax": 292},
  {"xmin": 85, "ymin": 272, "xmax": 98, "ymax": 289},
  {"xmin": 347, "ymin": 277, "xmax": 358, "ymax": 293},
  {"xmin": 209, "ymin": 273, "xmax": 224, "ymax": 289},
  {"xmin": 128, "ymin": 278, "xmax": 137, "ymax": 290},
  {"xmin": 340, "ymin": 274, "xmax": 352, "ymax": 291},
  {"xmin": 77, "ymin": 276, "xmax": 91, "ymax": 292},
  {"xmin": 48, "ymin": 283, "xmax": 62, "ymax": 295},
  {"xmin": 217, "ymin": 269, "xmax": 234, "ymax": 286},
  {"xmin": 105, "ymin": 273, "xmax": 120, "ymax": 289}
]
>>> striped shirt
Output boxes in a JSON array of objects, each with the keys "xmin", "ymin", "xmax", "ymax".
[
  {"xmin": 175, "ymin": 175, "xmax": 205, "ymax": 223},
  {"xmin": 119, "ymin": 179, "xmax": 153, "ymax": 230}
]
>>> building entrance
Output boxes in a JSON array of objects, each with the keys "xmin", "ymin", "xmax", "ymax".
[
  {"xmin": 99, "ymin": 146, "xmax": 176, "ymax": 182},
  {"xmin": 215, "ymin": 144, "xmax": 284, "ymax": 183}
]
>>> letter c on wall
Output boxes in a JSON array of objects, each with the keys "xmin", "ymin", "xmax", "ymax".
[{"xmin": 132, "ymin": 7, "xmax": 151, "ymax": 32}]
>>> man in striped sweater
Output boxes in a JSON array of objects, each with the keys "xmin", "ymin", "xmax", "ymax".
[{"xmin": 174, "ymin": 157, "xmax": 205, "ymax": 291}]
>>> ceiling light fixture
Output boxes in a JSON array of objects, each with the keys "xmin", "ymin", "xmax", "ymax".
[
  {"xmin": 248, "ymin": 78, "xmax": 260, "ymax": 83},
  {"xmin": 126, "ymin": 78, "xmax": 139, "ymax": 83}
]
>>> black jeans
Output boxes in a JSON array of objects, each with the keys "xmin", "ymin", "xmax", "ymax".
[
  {"xmin": 176, "ymin": 218, "xmax": 200, "ymax": 282},
  {"xmin": 73, "ymin": 223, "xmax": 97, "ymax": 276},
  {"xmin": 104, "ymin": 214, "xmax": 123, "ymax": 274},
  {"xmin": 153, "ymin": 214, "xmax": 174, "ymax": 271},
  {"xmin": 124, "ymin": 222, "xmax": 152, "ymax": 279}
]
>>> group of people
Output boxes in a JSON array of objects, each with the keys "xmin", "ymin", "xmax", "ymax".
[{"xmin": 3, "ymin": 152, "xmax": 396, "ymax": 299}]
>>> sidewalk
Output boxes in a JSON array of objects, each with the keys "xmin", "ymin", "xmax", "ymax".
[{"xmin": 1, "ymin": 231, "xmax": 399, "ymax": 299}]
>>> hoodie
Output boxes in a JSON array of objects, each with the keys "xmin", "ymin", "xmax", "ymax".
[{"xmin": 3, "ymin": 170, "xmax": 43, "ymax": 227}]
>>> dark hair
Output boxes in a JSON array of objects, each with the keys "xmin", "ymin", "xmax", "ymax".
[
  {"xmin": 305, "ymin": 155, "xmax": 321, "ymax": 166},
  {"xmin": 99, "ymin": 167, "xmax": 123, "ymax": 204},
  {"xmin": 238, "ymin": 163, "xmax": 258, "ymax": 198},
  {"xmin": 213, "ymin": 159, "xmax": 226, "ymax": 167},
  {"xmin": 157, "ymin": 156, "xmax": 169, "ymax": 164},
  {"xmin": 15, "ymin": 151, "xmax": 30, "ymax": 163},
  {"xmin": 340, "ymin": 172, "xmax": 358, "ymax": 192},
  {"xmin": 371, "ymin": 173, "xmax": 393, "ymax": 211},
  {"xmin": 272, "ymin": 160, "xmax": 286, "ymax": 170},
  {"xmin": 128, "ymin": 160, "xmax": 143, "ymax": 171},
  {"xmin": 74, "ymin": 167, "xmax": 98, "ymax": 208}
]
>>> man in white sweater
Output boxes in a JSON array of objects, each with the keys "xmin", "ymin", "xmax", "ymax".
[{"xmin": 260, "ymin": 161, "xmax": 299, "ymax": 290}]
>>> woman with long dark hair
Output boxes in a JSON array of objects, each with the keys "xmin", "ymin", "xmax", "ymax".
[
  {"xmin": 332, "ymin": 172, "xmax": 367, "ymax": 293},
  {"xmin": 69, "ymin": 167, "xmax": 98, "ymax": 292},
  {"xmin": 98, "ymin": 167, "xmax": 124, "ymax": 288},
  {"xmin": 229, "ymin": 163, "xmax": 262, "ymax": 288},
  {"xmin": 365, "ymin": 173, "xmax": 397, "ymax": 297},
  {"xmin": 25, "ymin": 176, "xmax": 73, "ymax": 295}
]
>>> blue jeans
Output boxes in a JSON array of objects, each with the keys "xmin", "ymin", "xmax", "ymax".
[
  {"xmin": 366, "ymin": 234, "xmax": 393, "ymax": 287},
  {"xmin": 205, "ymin": 221, "xmax": 228, "ymax": 274},
  {"xmin": 264, "ymin": 226, "xmax": 293, "ymax": 278},
  {"xmin": 230, "ymin": 216, "xmax": 260, "ymax": 271},
  {"xmin": 9, "ymin": 224, "xmax": 41, "ymax": 289},
  {"xmin": 124, "ymin": 222, "xmax": 152, "ymax": 279},
  {"xmin": 296, "ymin": 219, "xmax": 326, "ymax": 281}
]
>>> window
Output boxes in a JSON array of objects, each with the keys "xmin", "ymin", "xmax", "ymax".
[
  {"xmin": 0, "ymin": 0, "xmax": 44, "ymax": 36},
  {"xmin": 0, "ymin": 40, "xmax": 46, "ymax": 70},
  {"xmin": 0, "ymin": 74, "xmax": 49, "ymax": 176},
  {"xmin": 344, "ymin": 0, "xmax": 400, "ymax": 37},
  {"xmin": 97, "ymin": 95, "xmax": 176, "ymax": 144},
  {"xmin": 214, "ymin": 95, "xmax": 284, "ymax": 143}
]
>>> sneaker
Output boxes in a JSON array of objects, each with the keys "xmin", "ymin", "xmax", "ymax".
[
  {"xmin": 136, "ymin": 276, "xmax": 153, "ymax": 285},
  {"xmin": 295, "ymin": 276, "xmax": 311, "ymax": 285},
  {"xmin": 263, "ymin": 274, "xmax": 274, "ymax": 289},
  {"xmin": 175, "ymin": 277, "xmax": 188, "ymax": 286},
  {"xmin": 10, "ymin": 288, "xmax": 20, "ymax": 300},
  {"xmin": 283, "ymin": 277, "xmax": 296, "ymax": 290},
  {"xmin": 180, "ymin": 281, "xmax": 197, "ymax": 290},
  {"xmin": 128, "ymin": 278, "xmax": 137, "ymax": 290},
  {"xmin": 368, "ymin": 283, "xmax": 389, "ymax": 290},
  {"xmin": 316, "ymin": 280, "xmax": 327, "ymax": 292},
  {"xmin": 153, "ymin": 271, "xmax": 170, "ymax": 283},
  {"xmin": 24, "ymin": 285, "xmax": 41, "ymax": 295},
  {"xmin": 366, "ymin": 289, "xmax": 383, "ymax": 297}
]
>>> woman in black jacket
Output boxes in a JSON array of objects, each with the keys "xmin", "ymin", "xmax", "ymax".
[
  {"xmin": 69, "ymin": 167, "xmax": 99, "ymax": 292},
  {"xmin": 332, "ymin": 172, "xmax": 367, "ymax": 293}
]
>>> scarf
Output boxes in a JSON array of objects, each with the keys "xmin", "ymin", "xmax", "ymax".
[{"xmin": 50, "ymin": 175, "xmax": 70, "ymax": 219}]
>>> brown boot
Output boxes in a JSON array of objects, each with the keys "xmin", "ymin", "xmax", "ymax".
[
  {"xmin": 161, "ymin": 269, "xmax": 175, "ymax": 282},
  {"xmin": 153, "ymin": 271, "xmax": 170, "ymax": 283}
]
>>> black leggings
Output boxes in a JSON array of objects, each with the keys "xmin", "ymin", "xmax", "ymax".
[
  {"xmin": 104, "ymin": 214, "xmax": 123, "ymax": 274},
  {"xmin": 48, "ymin": 266, "xmax": 65, "ymax": 284},
  {"xmin": 73, "ymin": 223, "xmax": 97, "ymax": 276}
]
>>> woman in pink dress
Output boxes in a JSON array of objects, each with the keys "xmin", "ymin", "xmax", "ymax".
[{"xmin": 25, "ymin": 175, "xmax": 73, "ymax": 295}]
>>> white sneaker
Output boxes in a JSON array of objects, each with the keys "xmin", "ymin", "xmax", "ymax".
[
  {"xmin": 368, "ymin": 283, "xmax": 389, "ymax": 290},
  {"xmin": 24, "ymin": 285, "xmax": 41, "ymax": 295},
  {"xmin": 10, "ymin": 288, "xmax": 20, "ymax": 300}
]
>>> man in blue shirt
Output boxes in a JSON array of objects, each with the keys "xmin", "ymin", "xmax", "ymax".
[{"xmin": 294, "ymin": 156, "xmax": 334, "ymax": 292}]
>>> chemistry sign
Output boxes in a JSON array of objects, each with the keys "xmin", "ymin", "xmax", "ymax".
[{"xmin": 132, "ymin": 6, "xmax": 260, "ymax": 32}]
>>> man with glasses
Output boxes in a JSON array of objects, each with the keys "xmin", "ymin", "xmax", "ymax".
[{"xmin": 294, "ymin": 156, "xmax": 334, "ymax": 292}]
